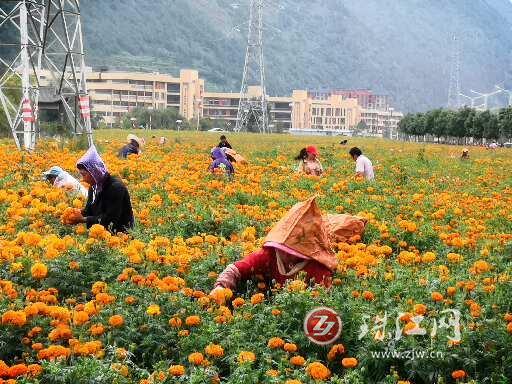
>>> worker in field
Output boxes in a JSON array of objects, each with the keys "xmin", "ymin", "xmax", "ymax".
[
  {"xmin": 296, "ymin": 145, "xmax": 324, "ymax": 176},
  {"xmin": 209, "ymin": 147, "xmax": 234, "ymax": 179},
  {"xmin": 218, "ymin": 135, "xmax": 232, "ymax": 149},
  {"xmin": 119, "ymin": 134, "xmax": 144, "ymax": 159},
  {"xmin": 461, "ymin": 148, "xmax": 470, "ymax": 160},
  {"xmin": 210, "ymin": 197, "xmax": 344, "ymax": 294},
  {"xmin": 65, "ymin": 145, "xmax": 134, "ymax": 234},
  {"xmin": 42, "ymin": 166, "xmax": 88, "ymax": 198},
  {"xmin": 349, "ymin": 147, "xmax": 374, "ymax": 181}
]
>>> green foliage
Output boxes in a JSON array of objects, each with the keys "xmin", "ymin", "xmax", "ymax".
[
  {"xmin": 399, "ymin": 107, "xmax": 512, "ymax": 143},
  {"xmin": 121, "ymin": 107, "xmax": 189, "ymax": 130}
]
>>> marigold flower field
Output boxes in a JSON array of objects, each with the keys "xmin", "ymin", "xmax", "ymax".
[{"xmin": 0, "ymin": 131, "xmax": 511, "ymax": 384}]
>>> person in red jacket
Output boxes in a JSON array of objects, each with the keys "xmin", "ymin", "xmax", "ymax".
[{"xmin": 211, "ymin": 196, "xmax": 337, "ymax": 293}]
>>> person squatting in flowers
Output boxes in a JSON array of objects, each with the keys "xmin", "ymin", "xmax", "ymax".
[
  {"xmin": 42, "ymin": 166, "xmax": 88, "ymax": 198},
  {"xmin": 65, "ymin": 145, "xmax": 135, "ymax": 233},
  {"xmin": 296, "ymin": 145, "xmax": 324, "ymax": 176},
  {"xmin": 209, "ymin": 147, "xmax": 235, "ymax": 179},
  {"xmin": 119, "ymin": 134, "xmax": 144, "ymax": 159},
  {"xmin": 211, "ymin": 196, "xmax": 339, "ymax": 294}
]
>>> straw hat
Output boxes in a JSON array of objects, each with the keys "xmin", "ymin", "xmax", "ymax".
[{"xmin": 127, "ymin": 134, "xmax": 144, "ymax": 148}]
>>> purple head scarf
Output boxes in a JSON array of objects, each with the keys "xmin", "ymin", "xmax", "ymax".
[{"xmin": 77, "ymin": 145, "xmax": 108, "ymax": 201}]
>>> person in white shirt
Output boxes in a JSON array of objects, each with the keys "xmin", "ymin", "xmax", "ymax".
[
  {"xmin": 42, "ymin": 166, "xmax": 88, "ymax": 198},
  {"xmin": 349, "ymin": 147, "xmax": 374, "ymax": 181}
]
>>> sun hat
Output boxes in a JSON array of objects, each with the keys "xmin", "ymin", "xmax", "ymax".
[
  {"xmin": 127, "ymin": 134, "xmax": 144, "ymax": 148},
  {"xmin": 306, "ymin": 145, "xmax": 319, "ymax": 156}
]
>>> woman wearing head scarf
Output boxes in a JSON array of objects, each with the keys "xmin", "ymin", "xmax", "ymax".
[
  {"xmin": 42, "ymin": 166, "xmax": 88, "ymax": 198},
  {"xmin": 296, "ymin": 145, "xmax": 323, "ymax": 176},
  {"xmin": 65, "ymin": 146, "xmax": 134, "ymax": 233},
  {"xmin": 210, "ymin": 197, "xmax": 337, "ymax": 295},
  {"xmin": 209, "ymin": 147, "xmax": 235, "ymax": 178}
]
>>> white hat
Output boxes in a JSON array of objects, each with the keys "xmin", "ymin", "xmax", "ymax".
[{"xmin": 127, "ymin": 134, "xmax": 144, "ymax": 148}]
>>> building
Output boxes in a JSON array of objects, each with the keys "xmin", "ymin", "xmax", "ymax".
[
  {"xmin": 360, "ymin": 108, "xmax": 403, "ymax": 138},
  {"xmin": 35, "ymin": 67, "xmax": 402, "ymax": 135},
  {"xmin": 291, "ymin": 90, "xmax": 361, "ymax": 132},
  {"xmin": 87, "ymin": 69, "xmax": 203, "ymax": 126},
  {"xmin": 202, "ymin": 86, "xmax": 292, "ymax": 131},
  {"xmin": 309, "ymin": 89, "xmax": 390, "ymax": 110}
]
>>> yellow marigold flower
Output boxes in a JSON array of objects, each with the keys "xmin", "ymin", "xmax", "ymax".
[{"xmin": 146, "ymin": 304, "xmax": 161, "ymax": 316}]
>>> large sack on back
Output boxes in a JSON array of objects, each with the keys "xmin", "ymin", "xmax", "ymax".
[
  {"xmin": 225, "ymin": 148, "xmax": 248, "ymax": 165},
  {"xmin": 264, "ymin": 196, "xmax": 336, "ymax": 271},
  {"xmin": 323, "ymin": 214, "xmax": 367, "ymax": 244}
]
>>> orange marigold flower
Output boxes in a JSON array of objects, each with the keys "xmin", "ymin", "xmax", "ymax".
[
  {"xmin": 362, "ymin": 290, "xmax": 375, "ymax": 301},
  {"xmin": 250, "ymin": 293, "xmax": 264, "ymax": 305},
  {"xmin": 89, "ymin": 324, "xmax": 105, "ymax": 336},
  {"xmin": 267, "ymin": 337, "xmax": 285, "ymax": 349},
  {"xmin": 204, "ymin": 343, "xmax": 224, "ymax": 358},
  {"xmin": 266, "ymin": 369, "xmax": 280, "ymax": 377},
  {"xmin": 341, "ymin": 357, "xmax": 358, "ymax": 368},
  {"xmin": 185, "ymin": 315, "xmax": 201, "ymax": 327},
  {"xmin": 109, "ymin": 315, "xmax": 124, "ymax": 328},
  {"xmin": 413, "ymin": 303, "xmax": 427, "ymax": 315},
  {"xmin": 27, "ymin": 363, "xmax": 43, "ymax": 377},
  {"xmin": 169, "ymin": 317, "xmax": 182, "ymax": 328},
  {"xmin": 237, "ymin": 351, "xmax": 256, "ymax": 364},
  {"xmin": 283, "ymin": 343, "xmax": 298, "ymax": 353},
  {"xmin": 451, "ymin": 370, "xmax": 467, "ymax": 380},
  {"xmin": 306, "ymin": 362, "xmax": 331, "ymax": 380},
  {"xmin": 7, "ymin": 363, "xmax": 28, "ymax": 378},
  {"xmin": 290, "ymin": 355, "xmax": 306, "ymax": 366},
  {"xmin": 431, "ymin": 292, "xmax": 444, "ymax": 302},
  {"xmin": 1, "ymin": 310, "xmax": 27, "ymax": 327},
  {"xmin": 168, "ymin": 365, "xmax": 185, "ymax": 377},
  {"xmin": 188, "ymin": 352, "xmax": 204, "ymax": 365},
  {"xmin": 327, "ymin": 344, "xmax": 345, "ymax": 361},
  {"xmin": 507, "ymin": 322, "xmax": 512, "ymax": 334},
  {"xmin": 232, "ymin": 297, "xmax": 245, "ymax": 308},
  {"xmin": 31, "ymin": 262, "xmax": 48, "ymax": 280}
]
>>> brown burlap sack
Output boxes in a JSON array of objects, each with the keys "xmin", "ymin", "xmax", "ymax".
[
  {"xmin": 225, "ymin": 148, "xmax": 248, "ymax": 165},
  {"xmin": 323, "ymin": 214, "xmax": 367, "ymax": 245},
  {"xmin": 264, "ymin": 196, "xmax": 337, "ymax": 271}
]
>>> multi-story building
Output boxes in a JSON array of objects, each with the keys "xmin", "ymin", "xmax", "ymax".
[
  {"xmin": 35, "ymin": 67, "xmax": 401, "ymax": 135},
  {"xmin": 309, "ymin": 89, "xmax": 390, "ymax": 110},
  {"xmin": 202, "ymin": 86, "xmax": 292, "ymax": 131},
  {"xmin": 87, "ymin": 69, "xmax": 203, "ymax": 126},
  {"xmin": 291, "ymin": 90, "xmax": 361, "ymax": 132},
  {"xmin": 360, "ymin": 108, "xmax": 403, "ymax": 138}
]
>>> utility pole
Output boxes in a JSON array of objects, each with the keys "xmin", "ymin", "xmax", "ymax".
[
  {"xmin": 447, "ymin": 33, "xmax": 461, "ymax": 110},
  {"xmin": 234, "ymin": 0, "xmax": 268, "ymax": 134},
  {"xmin": 0, "ymin": 0, "xmax": 93, "ymax": 150}
]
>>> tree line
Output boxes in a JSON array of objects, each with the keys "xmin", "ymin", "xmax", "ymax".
[{"xmin": 398, "ymin": 106, "xmax": 512, "ymax": 144}]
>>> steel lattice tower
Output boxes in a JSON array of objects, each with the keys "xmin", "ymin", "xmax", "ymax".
[
  {"xmin": 0, "ymin": 0, "xmax": 93, "ymax": 150},
  {"xmin": 447, "ymin": 33, "xmax": 461, "ymax": 110},
  {"xmin": 234, "ymin": 0, "xmax": 268, "ymax": 134}
]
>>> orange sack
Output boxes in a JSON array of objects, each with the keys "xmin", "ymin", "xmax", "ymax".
[
  {"xmin": 225, "ymin": 148, "xmax": 248, "ymax": 165},
  {"xmin": 264, "ymin": 196, "xmax": 337, "ymax": 271},
  {"xmin": 323, "ymin": 214, "xmax": 367, "ymax": 244}
]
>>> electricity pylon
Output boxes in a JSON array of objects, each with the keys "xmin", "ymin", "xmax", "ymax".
[
  {"xmin": 0, "ymin": 0, "xmax": 93, "ymax": 151},
  {"xmin": 234, "ymin": 0, "xmax": 268, "ymax": 134},
  {"xmin": 447, "ymin": 33, "xmax": 461, "ymax": 110}
]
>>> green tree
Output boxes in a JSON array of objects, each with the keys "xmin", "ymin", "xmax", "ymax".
[
  {"xmin": 498, "ymin": 106, "xmax": 512, "ymax": 140},
  {"xmin": 0, "ymin": 76, "xmax": 22, "ymax": 136}
]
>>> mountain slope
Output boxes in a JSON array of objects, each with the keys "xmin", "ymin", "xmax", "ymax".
[{"xmin": 14, "ymin": 1, "xmax": 512, "ymax": 112}]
